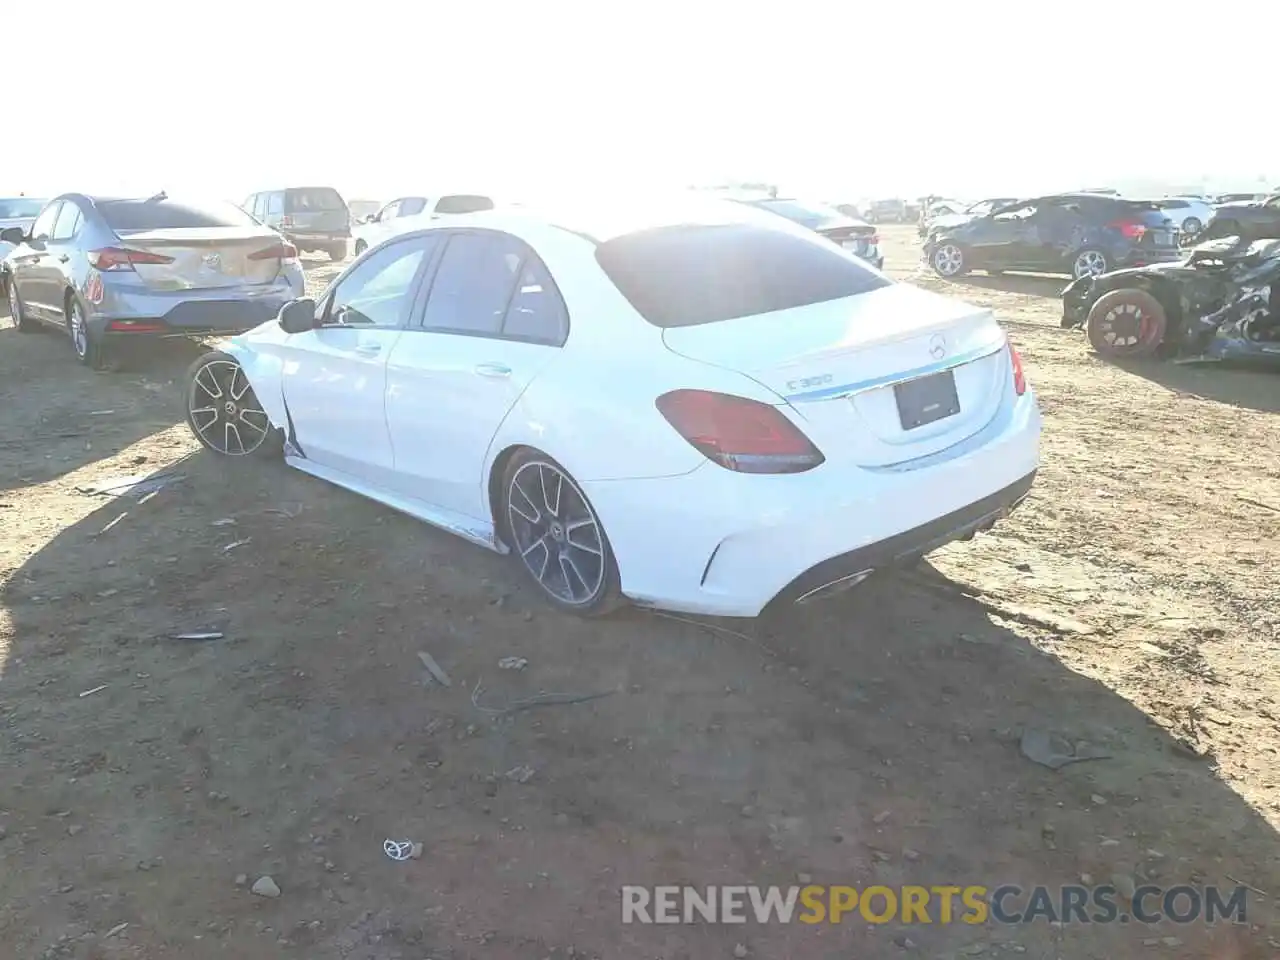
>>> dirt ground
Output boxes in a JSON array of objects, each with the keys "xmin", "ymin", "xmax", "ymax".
[{"xmin": 1, "ymin": 229, "xmax": 1278, "ymax": 960}]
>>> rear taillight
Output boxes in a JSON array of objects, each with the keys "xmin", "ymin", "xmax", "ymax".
[
  {"xmin": 88, "ymin": 247, "xmax": 175, "ymax": 271},
  {"xmin": 1108, "ymin": 219, "xmax": 1147, "ymax": 240},
  {"xmin": 869, "ymin": 234, "xmax": 880, "ymax": 245},
  {"xmin": 249, "ymin": 241, "xmax": 298, "ymax": 261},
  {"xmin": 656, "ymin": 389, "xmax": 825, "ymax": 474},
  {"xmin": 1009, "ymin": 344, "xmax": 1027, "ymax": 396}
]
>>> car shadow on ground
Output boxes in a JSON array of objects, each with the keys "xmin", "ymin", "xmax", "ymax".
[
  {"xmin": 1110, "ymin": 357, "xmax": 1280, "ymax": 416},
  {"xmin": 0, "ymin": 450, "xmax": 1274, "ymax": 958},
  {"xmin": 950, "ymin": 272, "xmax": 1071, "ymax": 299},
  {"xmin": 0, "ymin": 319, "xmax": 205, "ymax": 492}
]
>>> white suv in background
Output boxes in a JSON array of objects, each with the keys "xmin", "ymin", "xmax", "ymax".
[{"xmin": 351, "ymin": 194, "xmax": 497, "ymax": 255}]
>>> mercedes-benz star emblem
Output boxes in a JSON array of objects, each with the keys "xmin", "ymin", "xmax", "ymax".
[
  {"xmin": 928, "ymin": 334, "xmax": 947, "ymax": 360},
  {"xmin": 202, "ymin": 253, "xmax": 222, "ymax": 270}
]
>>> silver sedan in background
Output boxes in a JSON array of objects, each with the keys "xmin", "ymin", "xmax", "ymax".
[{"xmin": 2, "ymin": 193, "xmax": 305, "ymax": 368}]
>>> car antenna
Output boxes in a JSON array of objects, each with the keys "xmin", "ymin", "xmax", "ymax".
[{"xmin": 144, "ymin": 190, "xmax": 168, "ymax": 203}]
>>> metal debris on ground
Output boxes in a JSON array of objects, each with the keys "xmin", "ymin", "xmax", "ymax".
[
  {"xmin": 222, "ymin": 538, "xmax": 251, "ymax": 553},
  {"xmin": 417, "ymin": 650, "xmax": 452, "ymax": 687},
  {"xmin": 170, "ymin": 632, "xmax": 225, "ymax": 642},
  {"xmin": 88, "ymin": 410, "xmax": 116, "ymax": 416},
  {"xmin": 262, "ymin": 503, "xmax": 303, "ymax": 518},
  {"xmin": 211, "ymin": 518, "xmax": 237, "ymax": 527},
  {"xmin": 78, "ymin": 685, "xmax": 108, "ymax": 698},
  {"xmin": 498, "ymin": 657, "xmax": 529, "ymax": 671},
  {"xmin": 383, "ymin": 839, "xmax": 415, "ymax": 861},
  {"xmin": 504, "ymin": 764, "xmax": 536, "ymax": 783},
  {"xmin": 94, "ymin": 513, "xmax": 129, "ymax": 537},
  {"xmin": 471, "ymin": 681, "xmax": 616, "ymax": 717},
  {"xmin": 1019, "ymin": 727, "xmax": 1111, "ymax": 770}
]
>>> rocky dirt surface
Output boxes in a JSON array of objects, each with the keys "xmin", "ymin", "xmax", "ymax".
[{"xmin": 1, "ymin": 232, "xmax": 1277, "ymax": 959}]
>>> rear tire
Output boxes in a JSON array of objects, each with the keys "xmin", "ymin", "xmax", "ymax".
[
  {"xmin": 7, "ymin": 277, "xmax": 37, "ymax": 332},
  {"xmin": 1071, "ymin": 249, "xmax": 1109, "ymax": 280},
  {"xmin": 327, "ymin": 243, "xmax": 346, "ymax": 261},
  {"xmin": 353, "ymin": 239, "xmax": 368, "ymax": 257},
  {"xmin": 1086, "ymin": 288, "xmax": 1167, "ymax": 359},
  {"xmin": 66, "ymin": 296, "xmax": 107, "ymax": 369},
  {"xmin": 500, "ymin": 449, "xmax": 624, "ymax": 617},
  {"xmin": 184, "ymin": 350, "xmax": 283, "ymax": 458}
]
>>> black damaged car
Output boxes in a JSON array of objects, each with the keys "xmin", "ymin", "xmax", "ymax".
[
  {"xmin": 1061, "ymin": 236, "xmax": 1280, "ymax": 365},
  {"xmin": 1198, "ymin": 194, "xmax": 1280, "ymax": 244},
  {"xmin": 924, "ymin": 194, "xmax": 1181, "ymax": 281}
]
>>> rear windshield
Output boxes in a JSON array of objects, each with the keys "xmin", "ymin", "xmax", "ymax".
[
  {"xmin": 753, "ymin": 198, "xmax": 843, "ymax": 227},
  {"xmin": 0, "ymin": 198, "xmax": 46, "ymax": 219},
  {"xmin": 98, "ymin": 198, "xmax": 258, "ymax": 231},
  {"xmin": 436, "ymin": 194, "xmax": 495, "ymax": 215},
  {"xmin": 285, "ymin": 187, "xmax": 347, "ymax": 212},
  {"xmin": 595, "ymin": 223, "xmax": 891, "ymax": 329}
]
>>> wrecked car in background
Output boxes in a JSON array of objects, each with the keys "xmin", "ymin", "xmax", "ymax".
[
  {"xmin": 1199, "ymin": 194, "xmax": 1280, "ymax": 244},
  {"xmin": 1061, "ymin": 236, "xmax": 1280, "ymax": 365}
]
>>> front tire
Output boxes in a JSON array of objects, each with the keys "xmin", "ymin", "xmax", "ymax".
[
  {"xmin": 1071, "ymin": 249, "xmax": 1109, "ymax": 280},
  {"xmin": 1086, "ymin": 288, "xmax": 1167, "ymax": 359},
  {"xmin": 184, "ymin": 351, "xmax": 282, "ymax": 458},
  {"xmin": 930, "ymin": 242, "xmax": 968, "ymax": 278},
  {"xmin": 501, "ymin": 450, "xmax": 623, "ymax": 616},
  {"xmin": 327, "ymin": 243, "xmax": 346, "ymax": 262},
  {"xmin": 353, "ymin": 239, "xmax": 368, "ymax": 257}
]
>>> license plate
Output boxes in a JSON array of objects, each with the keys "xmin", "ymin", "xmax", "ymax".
[
  {"xmin": 841, "ymin": 238, "xmax": 866, "ymax": 253},
  {"xmin": 1152, "ymin": 230, "xmax": 1173, "ymax": 246},
  {"xmin": 894, "ymin": 370, "xmax": 960, "ymax": 430}
]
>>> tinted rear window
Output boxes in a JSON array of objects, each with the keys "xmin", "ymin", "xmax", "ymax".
[
  {"xmin": 595, "ymin": 223, "xmax": 890, "ymax": 329},
  {"xmin": 285, "ymin": 187, "xmax": 347, "ymax": 212},
  {"xmin": 436, "ymin": 194, "xmax": 495, "ymax": 215},
  {"xmin": 98, "ymin": 198, "xmax": 258, "ymax": 231}
]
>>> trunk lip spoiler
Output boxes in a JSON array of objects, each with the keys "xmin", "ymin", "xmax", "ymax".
[{"xmin": 782, "ymin": 339, "xmax": 1007, "ymax": 403}]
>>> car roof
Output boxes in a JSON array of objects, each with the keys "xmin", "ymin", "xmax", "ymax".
[{"xmin": 396, "ymin": 194, "xmax": 778, "ymax": 246}]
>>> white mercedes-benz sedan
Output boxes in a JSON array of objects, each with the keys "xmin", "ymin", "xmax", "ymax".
[{"xmin": 183, "ymin": 195, "xmax": 1041, "ymax": 617}]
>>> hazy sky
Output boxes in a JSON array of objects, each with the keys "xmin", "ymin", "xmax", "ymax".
[{"xmin": 8, "ymin": 2, "xmax": 1276, "ymax": 204}]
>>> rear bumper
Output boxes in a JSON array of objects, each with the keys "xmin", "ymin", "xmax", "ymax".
[
  {"xmin": 584, "ymin": 389, "xmax": 1042, "ymax": 617},
  {"xmin": 88, "ymin": 278, "xmax": 297, "ymax": 338},
  {"xmin": 286, "ymin": 231, "xmax": 349, "ymax": 246}
]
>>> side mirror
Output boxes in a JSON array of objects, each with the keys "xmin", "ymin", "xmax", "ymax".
[
  {"xmin": 0, "ymin": 226, "xmax": 26, "ymax": 245},
  {"xmin": 278, "ymin": 297, "xmax": 317, "ymax": 334}
]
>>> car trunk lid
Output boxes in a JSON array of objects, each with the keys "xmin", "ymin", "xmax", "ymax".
[
  {"xmin": 662, "ymin": 283, "xmax": 1011, "ymax": 468},
  {"xmin": 110, "ymin": 227, "xmax": 288, "ymax": 290}
]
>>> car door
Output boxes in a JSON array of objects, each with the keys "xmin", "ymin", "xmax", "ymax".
[
  {"xmin": 972, "ymin": 201, "xmax": 1039, "ymax": 267},
  {"xmin": 1020, "ymin": 199, "xmax": 1084, "ymax": 269},
  {"xmin": 279, "ymin": 233, "xmax": 442, "ymax": 485},
  {"xmin": 12, "ymin": 201, "xmax": 62, "ymax": 321},
  {"xmin": 383, "ymin": 230, "xmax": 569, "ymax": 520}
]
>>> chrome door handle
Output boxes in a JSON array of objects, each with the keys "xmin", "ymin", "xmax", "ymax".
[
  {"xmin": 355, "ymin": 343, "xmax": 381, "ymax": 357},
  {"xmin": 475, "ymin": 362, "xmax": 511, "ymax": 378}
]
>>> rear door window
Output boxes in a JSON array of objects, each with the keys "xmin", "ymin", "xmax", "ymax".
[
  {"xmin": 501, "ymin": 258, "xmax": 568, "ymax": 345},
  {"xmin": 98, "ymin": 198, "xmax": 257, "ymax": 231},
  {"xmin": 594, "ymin": 223, "xmax": 890, "ymax": 329},
  {"xmin": 421, "ymin": 232, "xmax": 523, "ymax": 336},
  {"xmin": 51, "ymin": 202, "xmax": 82, "ymax": 241}
]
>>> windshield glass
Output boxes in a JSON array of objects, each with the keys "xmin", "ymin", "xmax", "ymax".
[
  {"xmin": 99, "ymin": 198, "xmax": 259, "ymax": 231},
  {"xmin": 0, "ymin": 198, "xmax": 46, "ymax": 219},
  {"xmin": 752, "ymin": 198, "xmax": 846, "ymax": 228}
]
